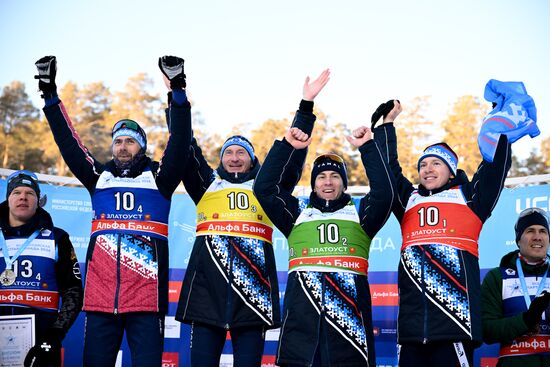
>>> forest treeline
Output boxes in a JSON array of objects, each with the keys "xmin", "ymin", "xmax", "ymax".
[{"xmin": 1, "ymin": 75, "xmax": 548, "ymax": 187}]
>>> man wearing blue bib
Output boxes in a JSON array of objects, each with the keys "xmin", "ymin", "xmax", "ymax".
[
  {"xmin": 0, "ymin": 170, "xmax": 83, "ymax": 367},
  {"xmin": 482, "ymin": 208, "xmax": 550, "ymax": 367},
  {"xmin": 34, "ymin": 55, "xmax": 191, "ymax": 366}
]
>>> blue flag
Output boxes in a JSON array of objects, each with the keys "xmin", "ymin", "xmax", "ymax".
[{"xmin": 478, "ymin": 79, "xmax": 539, "ymax": 162}]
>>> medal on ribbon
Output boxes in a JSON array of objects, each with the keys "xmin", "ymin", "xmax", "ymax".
[
  {"xmin": 0, "ymin": 268, "xmax": 16, "ymax": 286},
  {"xmin": 0, "ymin": 229, "xmax": 41, "ymax": 287}
]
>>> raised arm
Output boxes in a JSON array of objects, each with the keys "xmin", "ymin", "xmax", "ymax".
[
  {"xmin": 160, "ymin": 116, "xmax": 214, "ymax": 204},
  {"xmin": 463, "ymin": 134, "xmax": 511, "ymax": 223},
  {"xmin": 36, "ymin": 56, "xmax": 104, "ymax": 191},
  {"xmin": 348, "ymin": 126, "xmax": 396, "ymax": 238},
  {"xmin": 303, "ymin": 69, "xmax": 330, "ymax": 102},
  {"xmin": 254, "ymin": 120, "xmax": 312, "ymax": 237},
  {"xmin": 186, "ymin": 136, "xmax": 220, "ymax": 203},
  {"xmin": 155, "ymin": 56, "xmax": 193, "ymax": 198},
  {"xmin": 372, "ymin": 100, "xmax": 414, "ymax": 220},
  {"xmin": 254, "ymin": 69, "xmax": 330, "ymax": 236},
  {"xmin": 160, "ymin": 58, "xmax": 215, "ymax": 203},
  {"xmin": 291, "ymin": 69, "xmax": 330, "ymax": 136}
]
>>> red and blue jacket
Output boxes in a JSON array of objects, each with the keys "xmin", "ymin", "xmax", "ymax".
[{"xmin": 43, "ymin": 99, "xmax": 191, "ymax": 314}]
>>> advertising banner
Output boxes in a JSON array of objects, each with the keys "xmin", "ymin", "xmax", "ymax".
[{"xmin": 0, "ymin": 178, "xmax": 547, "ymax": 367}]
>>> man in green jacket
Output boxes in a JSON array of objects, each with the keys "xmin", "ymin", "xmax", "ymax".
[{"xmin": 481, "ymin": 207, "xmax": 550, "ymax": 366}]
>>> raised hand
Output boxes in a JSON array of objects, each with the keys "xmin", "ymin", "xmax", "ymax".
[
  {"xmin": 285, "ymin": 127, "xmax": 312, "ymax": 150},
  {"xmin": 383, "ymin": 100, "xmax": 402, "ymax": 123},
  {"xmin": 34, "ymin": 56, "xmax": 57, "ymax": 97},
  {"xmin": 159, "ymin": 56, "xmax": 186, "ymax": 90},
  {"xmin": 303, "ymin": 69, "xmax": 330, "ymax": 101},
  {"xmin": 346, "ymin": 126, "xmax": 372, "ymax": 148},
  {"xmin": 371, "ymin": 99, "xmax": 401, "ymax": 130}
]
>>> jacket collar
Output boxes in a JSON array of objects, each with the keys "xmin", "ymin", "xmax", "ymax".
[
  {"xmin": 417, "ymin": 169, "xmax": 469, "ymax": 196},
  {"xmin": 216, "ymin": 158, "xmax": 260, "ymax": 184},
  {"xmin": 309, "ymin": 191, "xmax": 352, "ymax": 213}
]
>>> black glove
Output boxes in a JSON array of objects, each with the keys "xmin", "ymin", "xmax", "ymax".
[
  {"xmin": 34, "ymin": 56, "xmax": 57, "ymax": 99},
  {"xmin": 158, "ymin": 56, "xmax": 186, "ymax": 89},
  {"xmin": 523, "ymin": 290, "xmax": 550, "ymax": 330},
  {"xmin": 24, "ymin": 329, "xmax": 63, "ymax": 367},
  {"xmin": 371, "ymin": 99, "xmax": 399, "ymax": 131}
]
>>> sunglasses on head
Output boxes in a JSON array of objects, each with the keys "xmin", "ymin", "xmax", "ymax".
[
  {"xmin": 313, "ymin": 153, "xmax": 345, "ymax": 165},
  {"xmin": 518, "ymin": 207, "xmax": 549, "ymax": 220},
  {"xmin": 7, "ymin": 170, "xmax": 38, "ymax": 185},
  {"xmin": 313, "ymin": 153, "xmax": 347, "ymax": 173},
  {"xmin": 112, "ymin": 119, "xmax": 141, "ymax": 136}
]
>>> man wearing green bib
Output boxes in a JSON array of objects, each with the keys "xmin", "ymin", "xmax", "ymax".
[{"xmin": 253, "ymin": 70, "xmax": 395, "ymax": 367}]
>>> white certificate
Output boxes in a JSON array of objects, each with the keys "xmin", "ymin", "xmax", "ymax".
[{"xmin": 0, "ymin": 314, "xmax": 35, "ymax": 367}]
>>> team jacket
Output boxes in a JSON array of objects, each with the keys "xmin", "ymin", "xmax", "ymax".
[
  {"xmin": 482, "ymin": 250, "xmax": 550, "ymax": 367},
  {"xmin": 253, "ymin": 104, "xmax": 395, "ymax": 367},
  {"xmin": 373, "ymin": 123, "xmax": 511, "ymax": 345},
  {"xmin": 174, "ymin": 137, "xmax": 281, "ymax": 330},
  {"xmin": 43, "ymin": 99, "xmax": 191, "ymax": 314},
  {"xmin": 0, "ymin": 202, "xmax": 83, "ymax": 339}
]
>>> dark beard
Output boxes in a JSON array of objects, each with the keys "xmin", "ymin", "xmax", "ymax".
[{"xmin": 114, "ymin": 150, "xmax": 146, "ymax": 177}]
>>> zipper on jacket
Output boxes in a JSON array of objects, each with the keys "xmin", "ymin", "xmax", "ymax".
[
  {"xmin": 224, "ymin": 239, "xmax": 234, "ymax": 329},
  {"xmin": 421, "ymin": 249, "xmax": 428, "ymax": 343},
  {"xmin": 113, "ymin": 235, "xmax": 122, "ymax": 314}
]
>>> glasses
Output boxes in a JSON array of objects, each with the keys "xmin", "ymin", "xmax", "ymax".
[
  {"xmin": 7, "ymin": 170, "xmax": 38, "ymax": 185},
  {"xmin": 112, "ymin": 119, "xmax": 141, "ymax": 136},
  {"xmin": 518, "ymin": 207, "xmax": 549, "ymax": 220}
]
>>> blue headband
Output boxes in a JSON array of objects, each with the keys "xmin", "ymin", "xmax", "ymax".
[
  {"xmin": 220, "ymin": 136, "xmax": 255, "ymax": 161},
  {"xmin": 112, "ymin": 128, "xmax": 146, "ymax": 149},
  {"xmin": 418, "ymin": 143, "xmax": 458, "ymax": 176}
]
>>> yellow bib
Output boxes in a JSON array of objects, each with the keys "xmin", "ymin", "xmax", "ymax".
[{"xmin": 196, "ymin": 178, "xmax": 274, "ymax": 243}]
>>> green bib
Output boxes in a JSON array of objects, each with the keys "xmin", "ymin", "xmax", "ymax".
[{"xmin": 287, "ymin": 201, "xmax": 371, "ymax": 275}]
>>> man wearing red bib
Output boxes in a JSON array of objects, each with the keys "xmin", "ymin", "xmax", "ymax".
[
  {"xmin": 373, "ymin": 100, "xmax": 512, "ymax": 367},
  {"xmin": 482, "ymin": 208, "xmax": 550, "ymax": 367}
]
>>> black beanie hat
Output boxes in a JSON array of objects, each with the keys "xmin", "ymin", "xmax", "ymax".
[
  {"xmin": 310, "ymin": 153, "xmax": 348, "ymax": 190},
  {"xmin": 6, "ymin": 170, "xmax": 40, "ymax": 199},
  {"xmin": 515, "ymin": 208, "xmax": 549, "ymax": 243}
]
